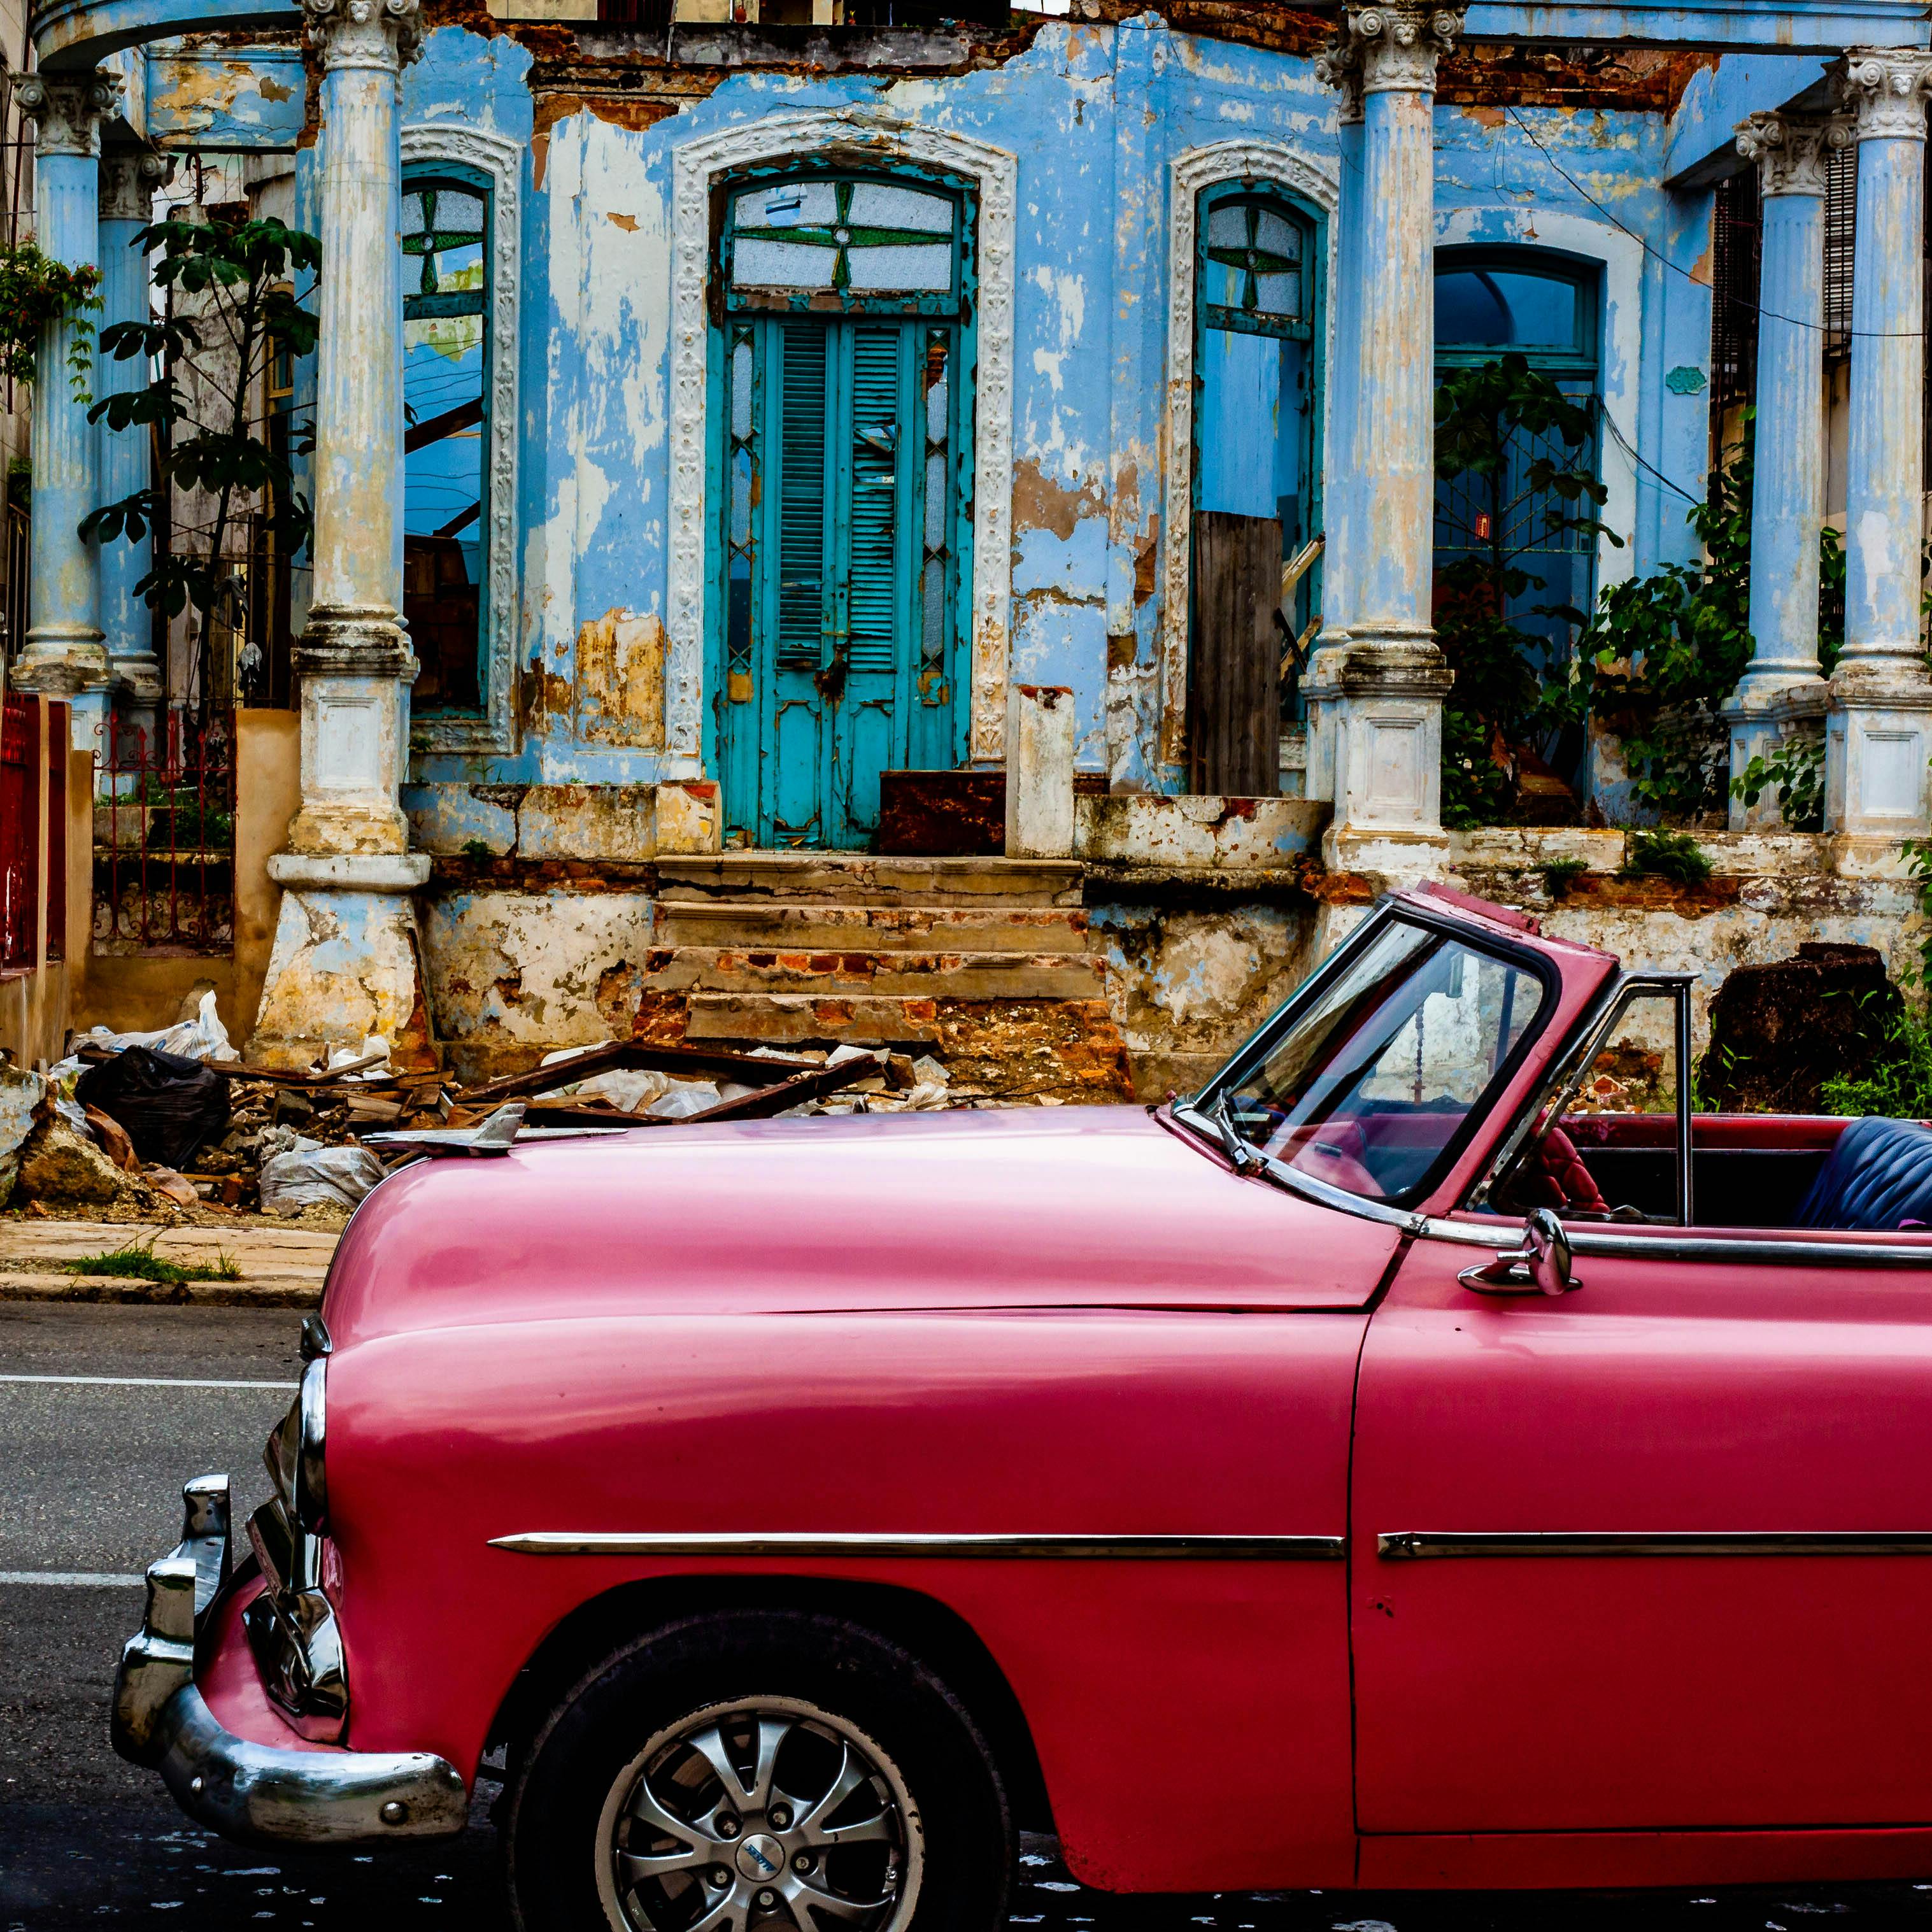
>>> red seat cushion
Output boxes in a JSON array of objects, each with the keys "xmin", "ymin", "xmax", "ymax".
[{"xmin": 1512, "ymin": 1124, "xmax": 1609, "ymax": 1214}]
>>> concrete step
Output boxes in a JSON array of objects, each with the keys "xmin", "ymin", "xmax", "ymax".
[
  {"xmin": 657, "ymin": 854, "xmax": 1083, "ymax": 909},
  {"xmin": 653, "ymin": 900, "xmax": 1090, "ymax": 953},
  {"xmin": 682, "ymin": 992, "xmax": 947, "ymax": 1044},
  {"xmin": 639, "ymin": 947, "xmax": 1105, "ymax": 1001}
]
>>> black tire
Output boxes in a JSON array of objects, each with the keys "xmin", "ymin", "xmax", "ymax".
[{"xmin": 504, "ymin": 1607, "xmax": 1012, "ymax": 1932}]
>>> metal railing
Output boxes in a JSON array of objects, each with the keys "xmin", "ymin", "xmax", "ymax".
[{"xmin": 93, "ymin": 710, "xmax": 235, "ymax": 956}]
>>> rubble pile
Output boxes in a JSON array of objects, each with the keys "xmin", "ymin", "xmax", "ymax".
[{"xmin": 0, "ymin": 1000, "xmax": 960, "ymax": 1226}]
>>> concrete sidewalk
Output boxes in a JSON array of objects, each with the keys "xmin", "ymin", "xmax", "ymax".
[{"xmin": 0, "ymin": 1220, "xmax": 336, "ymax": 1306}]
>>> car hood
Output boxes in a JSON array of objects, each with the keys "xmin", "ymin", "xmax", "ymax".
[{"xmin": 322, "ymin": 1105, "xmax": 1397, "ymax": 1347}]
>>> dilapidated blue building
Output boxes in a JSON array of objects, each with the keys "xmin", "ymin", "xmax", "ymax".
[{"xmin": 11, "ymin": 0, "xmax": 1932, "ymax": 1093}]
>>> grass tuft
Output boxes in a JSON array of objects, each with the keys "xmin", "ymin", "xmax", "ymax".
[
  {"xmin": 1538, "ymin": 858, "xmax": 1589, "ymax": 900},
  {"xmin": 67, "ymin": 1241, "xmax": 241, "ymax": 1286},
  {"xmin": 1620, "ymin": 828, "xmax": 1714, "ymax": 886}
]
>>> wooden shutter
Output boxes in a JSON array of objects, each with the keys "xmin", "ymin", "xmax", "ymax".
[
  {"xmin": 1190, "ymin": 509, "xmax": 1282, "ymax": 798},
  {"xmin": 846, "ymin": 325, "xmax": 904, "ymax": 677},
  {"xmin": 776, "ymin": 321, "xmax": 828, "ymax": 671}
]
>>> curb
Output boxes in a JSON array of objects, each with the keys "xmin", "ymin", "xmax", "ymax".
[{"xmin": 0, "ymin": 1273, "xmax": 323, "ymax": 1309}]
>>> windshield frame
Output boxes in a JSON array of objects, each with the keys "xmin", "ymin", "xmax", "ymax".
[{"xmin": 1177, "ymin": 898, "xmax": 1562, "ymax": 1212}]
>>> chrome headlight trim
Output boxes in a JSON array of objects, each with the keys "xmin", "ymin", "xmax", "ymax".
[{"xmin": 266, "ymin": 1356, "xmax": 327, "ymax": 1534}]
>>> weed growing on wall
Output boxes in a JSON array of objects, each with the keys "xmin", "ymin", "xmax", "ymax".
[
  {"xmin": 81, "ymin": 214, "xmax": 319, "ymax": 722},
  {"xmin": 1817, "ymin": 842, "xmax": 1932, "ymax": 1117},
  {"xmin": 1621, "ymin": 827, "xmax": 1714, "ymax": 885}
]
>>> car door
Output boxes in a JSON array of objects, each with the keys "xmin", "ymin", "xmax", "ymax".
[{"xmin": 1351, "ymin": 1182, "xmax": 1932, "ymax": 1848}]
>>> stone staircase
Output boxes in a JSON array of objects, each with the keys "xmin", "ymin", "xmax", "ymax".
[{"xmin": 634, "ymin": 855, "xmax": 1132, "ymax": 1101}]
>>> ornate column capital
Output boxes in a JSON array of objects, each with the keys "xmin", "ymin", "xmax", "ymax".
[
  {"xmin": 303, "ymin": 0, "xmax": 424, "ymax": 72},
  {"xmin": 99, "ymin": 149, "xmax": 173, "ymax": 224},
  {"xmin": 1834, "ymin": 48, "xmax": 1932, "ymax": 143},
  {"xmin": 1736, "ymin": 110, "xmax": 1835, "ymax": 197},
  {"xmin": 1316, "ymin": 4, "xmax": 1463, "ymax": 103},
  {"xmin": 15, "ymin": 73, "xmax": 120, "ymax": 161}
]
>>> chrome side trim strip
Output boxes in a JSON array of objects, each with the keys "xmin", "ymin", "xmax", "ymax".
[
  {"xmin": 490, "ymin": 1531, "xmax": 1347, "ymax": 1561},
  {"xmin": 1416, "ymin": 1216, "xmax": 1932, "ymax": 1268},
  {"xmin": 1379, "ymin": 1530, "xmax": 1932, "ymax": 1559}
]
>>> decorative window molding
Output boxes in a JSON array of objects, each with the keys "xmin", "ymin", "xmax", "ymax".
[
  {"xmin": 669, "ymin": 107, "xmax": 1017, "ymax": 765},
  {"xmin": 1162, "ymin": 141, "xmax": 1339, "ymax": 767},
  {"xmin": 402, "ymin": 120, "xmax": 521, "ymax": 757},
  {"xmin": 1433, "ymin": 205, "xmax": 1640, "ymax": 597}
]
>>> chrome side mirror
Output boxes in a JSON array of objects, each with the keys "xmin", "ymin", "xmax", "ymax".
[{"xmin": 1458, "ymin": 1207, "xmax": 1582, "ymax": 1298}]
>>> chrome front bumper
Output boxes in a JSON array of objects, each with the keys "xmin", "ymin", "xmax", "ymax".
[{"xmin": 112, "ymin": 1474, "xmax": 469, "ymax": 1846}]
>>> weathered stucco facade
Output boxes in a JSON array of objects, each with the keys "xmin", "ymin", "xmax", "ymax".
[{"xmin": 18, "ymin": 0, "xmax": 1932, "ymax": 1094}]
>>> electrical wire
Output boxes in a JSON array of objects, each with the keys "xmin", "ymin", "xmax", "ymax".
[{"xmin": 1503, "ymin": 105, "xmax": 1925, "ymax": 344}]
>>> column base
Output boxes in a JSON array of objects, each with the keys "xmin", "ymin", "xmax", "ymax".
[
  {"xmin": 11, "ymin": 627, "xmax": 111, "ymax": 700},
  {"xmin": 1300, "ymin": 632, "xmax": 1353, "ymax": 807},
  {"xmin": 246, "ymin": 865, "xmax": 437, "ymax": 1072},
  {"xmin": 1723, "ymin": 673, "xmax": 1828, "ymax": 830},
  {"xmin": 288, "ymin": 605, "xmax": 419, "ymax": 858},
  {"xmin": 108, "ymin": 653, "xmax": 165, "ymax": 707},
  {"xmin": 1319, "ymin": 628, "xmax": 1454, "ymax": 866},
  {"xmin": 1824, "ymin": 658, "xmax": 1932, "ymax": 841}
]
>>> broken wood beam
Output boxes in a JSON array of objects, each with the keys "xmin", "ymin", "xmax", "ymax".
[{"xmin": 460, "ymin": 1041, "xmax": 825, "ymax": 1105}]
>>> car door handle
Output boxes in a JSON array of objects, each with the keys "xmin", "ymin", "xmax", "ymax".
[{"xmin": 1457, "ymin": 1208, "xmax": 1582, "ymax": 1297}]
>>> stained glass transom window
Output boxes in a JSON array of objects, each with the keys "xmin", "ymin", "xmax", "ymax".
[
  {"xmin": 1203, "ymin": 196, "xmax": 1308, "ymax": 339},
  {"xmin": 725, "ymin": 174, "xmax": 963, "ymax": 315}
]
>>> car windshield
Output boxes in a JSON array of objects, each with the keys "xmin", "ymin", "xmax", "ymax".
[{"xmin": 1207, "ymin": 916, "xmax": 1549, "ymax": 1204}]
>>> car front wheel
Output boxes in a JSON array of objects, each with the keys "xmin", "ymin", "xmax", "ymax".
[{"xmin": 504, "ymin": 1609, "xmax": 1012, "ymax": 1932}]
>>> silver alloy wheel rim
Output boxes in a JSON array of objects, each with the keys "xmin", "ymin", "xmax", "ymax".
[{"xmin": 594, "ymin": 1694, "xmax": 925, "ymax": 1932}]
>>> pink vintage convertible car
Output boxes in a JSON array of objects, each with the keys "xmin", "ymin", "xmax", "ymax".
[{"xmin": 113, "ymin": 884, "xmax": 1932, "ymax": 1928}]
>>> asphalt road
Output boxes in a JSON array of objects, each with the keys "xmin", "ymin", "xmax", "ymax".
[{"xmin": 4, "ymin": 1303, "xmax": 1932, "ymax": 1930}]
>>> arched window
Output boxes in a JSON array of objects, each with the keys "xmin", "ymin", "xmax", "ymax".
[
  {"xmin": 1433, "ymin": 249, "xmax": 1602, "ymax": 781},
  {"xmin": 710, "ymin": 167, "xmax": 974, "ymax": 849},
  {"xmin": 402, "ymin": 166, "xmax": 491, "ymax": 716},
  {"xmin": 1189, "ymin": 181, "xmax": 1323, "ymax": 793}
]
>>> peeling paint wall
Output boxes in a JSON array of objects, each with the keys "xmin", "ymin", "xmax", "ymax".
[{"xmin": 372, "ymin": 11, "xmax": 1803, "ymax": 854}]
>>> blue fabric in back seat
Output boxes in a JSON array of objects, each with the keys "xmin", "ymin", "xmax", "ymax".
[{"xmin": 1793, "ymin": 1115, "xmax": 1932, "ymax": 1232}]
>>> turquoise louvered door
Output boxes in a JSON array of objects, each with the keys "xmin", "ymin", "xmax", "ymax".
[
  {"xmin": 768, "ymin": 320, "xmax": 834, "ymax": 845},
  {"xmin": 834, "ymin": 323, "xmax": 915, "ymax": 847},
  {"xmin": 720, "ymin": 312, "xmax": 962, "ymax": 849}
]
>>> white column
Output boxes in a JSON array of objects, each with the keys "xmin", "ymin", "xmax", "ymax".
[
  {"xmin": 1826, "ymin": 48, "xmax": 1932, "ymax": 864},
  {"xmin": 1312, "ymin": 4, "xmax": 1460, "ymax": 877},
  {"xmin": 10, "ymin": 73, "xmax": 118, "ymax": 764},
  {"xmin": 97, "ymin": 148, "xmax": 169, "ymax": 721},
  {"xmin": 1725, "ymin": 111, "xmax": 1831, "ymax": 829},
  {"xmin": 249, "ymin": 0, "xmax": 434, "ymax": 1068}
]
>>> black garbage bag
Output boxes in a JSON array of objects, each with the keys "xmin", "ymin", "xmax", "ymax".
[{"xmin": 75, "ymin": 1046, "xmax": 231, "ymax": 1169}]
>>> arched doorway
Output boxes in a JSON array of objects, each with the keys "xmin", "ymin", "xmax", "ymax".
[
  {"xmin": 707, "ymin": 166, "xmax": 976, "ymax": 850},
  {"xmin": 1433, "ymin": 248, "xmax": 1603, "ymax": 791},
  {"xmin": 1187, "ymin": 179, "xmax": 1325, "ymax": 794}
]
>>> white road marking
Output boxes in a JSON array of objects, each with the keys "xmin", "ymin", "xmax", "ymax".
[
  {"xmin": 0, "ymin": 1570, "xmax": 143, "ymax": 1586},
  {"xmin": 0, "ymin": 1373, "xmax": 296, "ymax": 1390}
]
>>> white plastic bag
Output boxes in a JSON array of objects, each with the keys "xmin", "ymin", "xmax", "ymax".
[
  {"xmin": 646, "ymin": 1081, "xmax": 723, "ymax": 1119},
  {"xmin": 259, "ymin": 1133, "xmax": 387, "ymax": 1216},
  {"xmin": 81, "ymin": 990, "xmax": 239, "ymax": 1065},
  {"xmin": 577, "ymin": 1069, "xmax": 672, "ymax": 1113}
]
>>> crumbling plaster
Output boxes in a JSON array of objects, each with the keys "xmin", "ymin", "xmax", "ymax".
[{"xmin": 376, "ymin": 17, "xmax": 1783, "ymax": 856}]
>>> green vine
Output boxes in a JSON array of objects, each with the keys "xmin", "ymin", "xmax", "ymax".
[
  {"xmin": 1731, "ymin": 732, "xmax": 1825, "ymax": 831},
  {"xmin": 0, "ymin": 242, "xmax": 103, "ymax": 399},
  {"xmin": 1577, "ymin": 430, "xmax": 1755, "ymax": 821}
]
